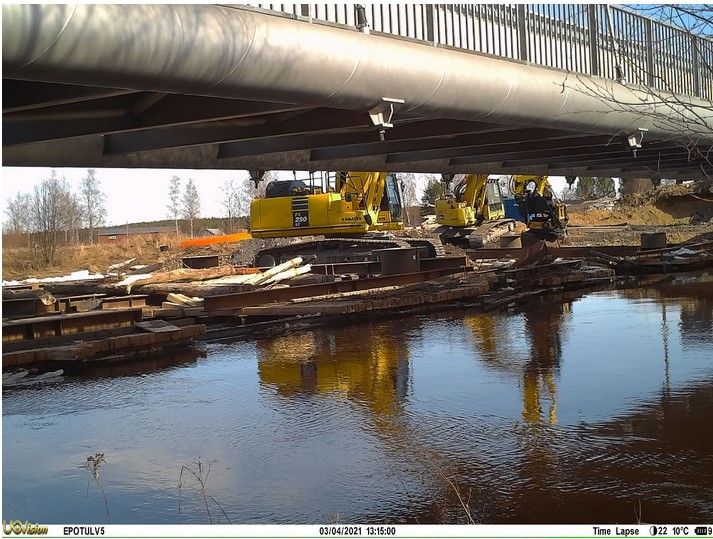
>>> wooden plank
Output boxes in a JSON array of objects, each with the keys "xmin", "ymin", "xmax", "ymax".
[{"xmin": 100, "ymin": 295, "xmax": 148, "ymax": 309}]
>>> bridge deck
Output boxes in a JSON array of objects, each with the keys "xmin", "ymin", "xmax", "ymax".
[{"xmin": 2, "ymin": 4, "xmax": 711, "ymax": 177}]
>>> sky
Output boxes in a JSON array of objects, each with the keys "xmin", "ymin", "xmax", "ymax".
[
  {"xmin": 1, "ymin": 167, "xmax": 576, "ymax": 227},
  {"xmin": 0, "ymin": 168, "xmax": 430, "ymax": 226},
  {"xmin": 2, "ymin": 167, "xmax": 252, "ymax": 226}
]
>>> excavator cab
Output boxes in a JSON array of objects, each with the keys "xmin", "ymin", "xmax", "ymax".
[
  {"xmin": 265, "ymin": 180, "xmax": 316, "ymax": 198},
  {"xmin": 379, "ymin": 174, "xmax": 404, "ymax": 225},
  {"xmin": 510, "ymin": 175, "xmax": 568, "ymax": 242}
]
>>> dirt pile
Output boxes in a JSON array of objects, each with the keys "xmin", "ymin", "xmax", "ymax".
[{"xmin": 568, "ymin": 181, "xmax": 713, "ymax": 227}]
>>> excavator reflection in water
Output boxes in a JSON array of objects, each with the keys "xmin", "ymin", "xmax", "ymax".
[
  {"xmin": 465, "ymin": 300, "xmax": 571, "ymax": 425},
  {"xmin": 256, "ymin": 323, "xmax": 410, "ymax": 417}
]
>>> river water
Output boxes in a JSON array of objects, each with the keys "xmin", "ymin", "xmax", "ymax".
[{"xmin": 3, "ymin": 282, "xmax": 712, "ymax": 524}]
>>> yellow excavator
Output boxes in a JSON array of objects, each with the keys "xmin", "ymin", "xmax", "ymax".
[
  {"xmin": 509, "ymin": 175, "xmax": 568, "ymax": 243},
  {"xmin": 435, "ymin": 173, "xmax": 515, "ymax": 247},
  {"xmin": 249, "ymin": 170, "xmax": 441, "ymax": 266},
  {"xmin": 251, "ymin": 171, "xmax": 403, "ymax": 237}
]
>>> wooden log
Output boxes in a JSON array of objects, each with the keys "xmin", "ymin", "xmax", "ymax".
[
  {"xmin": 126, "ymin": 265, "xmax": 255, "ymax": 293},
  {"xmin": 2, "ymin": 288, "xmax": 53, "ymax": 301},
  {"xmin": 127, "ymin": 282, "xmax": 253, "ymax": 297}
]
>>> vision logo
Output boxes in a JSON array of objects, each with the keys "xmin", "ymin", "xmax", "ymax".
[{"xmin": 2, "ymin": 521, "xmax": 49, "ymax": 535}]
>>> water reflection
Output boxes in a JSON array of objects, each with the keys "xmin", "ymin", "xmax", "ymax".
[
  {"xmin": 257, "ymin": 324, "xmax": 410, "ymax": 416},
  {"xmin": 620, "ymin": 274, "xmax": 713, "ymax": 347},
  {"xmin": 466, "ymin": 300, "xmax": 570, "ymax": 425},
  {"xmin": 3, "ymin": 282, "xmax": 713, "ymax": 524}
]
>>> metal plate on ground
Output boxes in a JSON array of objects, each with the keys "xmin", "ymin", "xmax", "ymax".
[{"xmin": 135, "ymin": 320, "xmax": 181, "ymax": 333}]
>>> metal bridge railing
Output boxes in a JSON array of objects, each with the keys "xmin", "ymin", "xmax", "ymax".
[{"xmin": 250, "ymin": 3, "xmax": 713, "ymax": 101}]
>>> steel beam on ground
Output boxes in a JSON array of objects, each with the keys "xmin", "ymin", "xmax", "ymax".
[
  {"xmin": 203, "ymin": 267, "xmax": 468, "ymax": 311},
  {"xmin": 100, "ymin": 295, "xmax": 148, "ymax": 310},
  {"xmin": 309, "ymin": 256, "xmax": 467, "ymax": 276},
  {"xmin": 2, "ymin": 308, "xmax": 143, "ymax": 342},
  {"xmin": 468, "ymin": 246, "xmax": 642, "ymax": 260}
]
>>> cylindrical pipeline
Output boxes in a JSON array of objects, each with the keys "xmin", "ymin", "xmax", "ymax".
[{"xmin": 3, "ymin": 4, "xmax": 712, "ymax": 142}]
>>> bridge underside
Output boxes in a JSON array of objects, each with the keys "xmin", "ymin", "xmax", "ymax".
[
  {"xmin": 4, "ymin": 81, "xmax": 709, "ymax": 180},
  {"xmin": 3, "ymin": 4, "xmax": 712, "ymax": 179}
]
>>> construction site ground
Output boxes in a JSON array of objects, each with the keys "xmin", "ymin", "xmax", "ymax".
[{"xmin": 3, "ymin": 181, "xmax": 712, "ymax": 376}]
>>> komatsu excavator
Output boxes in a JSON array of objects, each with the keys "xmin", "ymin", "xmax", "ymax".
[
  {"xmin": 249, "ymin": 170, "xmax": 441, "ymax": 266},
  {"xmin": 509, "ymin": 175, "xmax": 568, "ymax": 243},
  {"xmin": 434, "ymin": 173, "xmax": 515, "ymax": 247}
]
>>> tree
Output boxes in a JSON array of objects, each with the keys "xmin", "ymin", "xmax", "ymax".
[
  {"xmin": 620, "ymin": 177, "xmax": 655, "ymax": 195},
  {"xmin": 420, "ymin": 175, "xmax": 442, "ymax": 213},
  {"xmin": 220, "ymin": 179, "xmax": 241, "ymax": 232},
  {"xmin": 575, "ymin": 177, "xmax": 616, "ymax": 200},
  {"xmin": 167, "ymin": 176, "xmax": 182, "ymax": 235},
  {"xmin": 399, "ymin": 173, "xmax": 420, "ymax": 226},
  {"xmin": 4, "ymin": 191, "xmax": 31, "ymax": 234},
  {"xmin": 182, "ymin": 178, "xmax": 201, "ymax": 237},
  {"xmin": 28, "ymin": 171, "xmax": 73, "ymax": 264},
  {"xmin": 61, "ymin": 189, "xmax": 83, "ymax": 245},
  {"xmin": 239, "ymin": 172, "xmax": 271, "ymax": 223},
  {"xmin": 574, "ymin": 5, "xmax": 713, "ymax": 180},
  {"xmin": 80, "ymin": 169, "xmax": 107, "ymax": 244}
]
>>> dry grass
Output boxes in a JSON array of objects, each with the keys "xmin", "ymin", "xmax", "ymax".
[
  {"xmin": 2, "ymin": 234, "xmax": 184, "ymax": 281},
  {"xmin": 84, "ymin": 452, "xmax": 110, "ymax": 520},
  {"xmin": 177, "ymin": 459, "xmax": 232, "ymax": 524}
]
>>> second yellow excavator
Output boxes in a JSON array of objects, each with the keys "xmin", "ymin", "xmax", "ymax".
[{"xmin": 434, "ymin": 173, "xmax": 515, "ymax": 247}]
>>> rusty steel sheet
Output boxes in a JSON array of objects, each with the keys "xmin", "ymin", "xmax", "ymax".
[
  {"xmin": 309, "ymin": 256, "xmax": 467, "ymax": 276},
  {"xmin": 468, "ymin": 245, "xmax": 643, "ymax": 260},
  {"xmin": 2, "ymin": 308, "xmax": 144, "ymax": 342},
  {"xmin": 203, "ymin": 267, "xmax": 469, "ymax": 311}
]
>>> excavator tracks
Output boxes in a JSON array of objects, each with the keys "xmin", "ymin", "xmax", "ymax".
[
  {"xmin": 437, "ymin": 218, "xmax": 516, "ymax": 248},
  {"xmin": 251, "ymin": 236, "xmax": 444, "ymax": 266}
]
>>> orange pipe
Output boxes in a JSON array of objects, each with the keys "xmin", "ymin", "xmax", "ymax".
[{"xmin": 179, "ymin": 231, "xmax": 252, "ymax": 249}]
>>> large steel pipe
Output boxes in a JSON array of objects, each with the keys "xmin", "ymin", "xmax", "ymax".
[{"xmin": 3, "ymin": 4, "xmax": 713, "ymax": 142}]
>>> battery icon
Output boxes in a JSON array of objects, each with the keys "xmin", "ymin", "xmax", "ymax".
[{"xmin": 695, "ymin": 527, "xmax": 709, "ymax": 536}]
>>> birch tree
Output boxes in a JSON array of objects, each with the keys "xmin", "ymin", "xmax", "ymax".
[
  {"xmin": 29, "ymin": 172, "xmax": 73, "ymax": 264},
  {"xmin": 182, "ymin": 178, "xmax": 201, "ymax": 237},
  {"xmin": 167, "ymin": 176, "xmax": 181, "ymax": 235},
  {"xmin": 220, "ymin": 179, "xmax": 240, "ymax": 232},
  {"xmin": 80, "ymin": 168, "xmax": 107, "ymax": 244}
]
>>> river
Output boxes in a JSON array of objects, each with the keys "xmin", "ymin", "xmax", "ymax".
[{"xmin": 3, "ymin": 281, "xmax": 712, "ymax": 524}]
